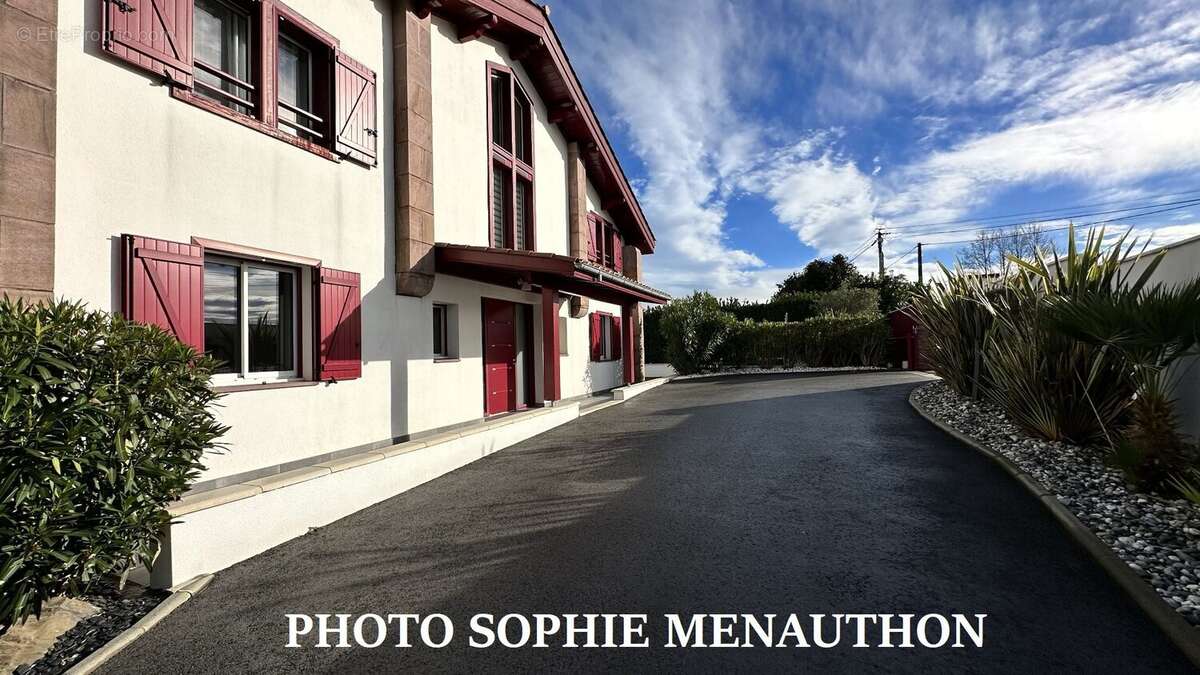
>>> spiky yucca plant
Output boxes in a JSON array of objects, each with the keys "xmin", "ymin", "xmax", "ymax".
[
  {"xmin": 908, "ymin": 265, "xmax": 999, "ymax": 398},
  {"xmin": 979, "ymin": 225, "xmax": 1156, "ymax": 445}
]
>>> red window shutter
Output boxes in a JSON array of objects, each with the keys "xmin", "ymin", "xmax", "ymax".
[
  {"xmin": 612, "ymin": 316, "xmax": 623, "ymax": 360},
  {"xmin": 613, "ymin": 233, "xmax": 624, "ymax": 274},
  {"xmin": 102, "ymin": 0, "xmax": 194, "ymax": 88},
  {"xmin": 317, "ymin": 268, "xmax": 362, "ymax": 381},
  {"xmin": 333, "ymin": 50, "xmax": 378, "ymax": 166},
  {"xmin": 586, "ymin": 215, "xmax": 597, "ymax": 262},
  {"xmin": 121, "ymin": 234, "xmax": 204, "ymax": 351},
  {"xmin": 590, "ymin": 313, "xmax": 602, "ymax": 361}
]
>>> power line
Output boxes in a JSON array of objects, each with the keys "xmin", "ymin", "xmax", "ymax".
[
  {"xmin": 887, "ymin": 188, "xmax": 1200, "ymax": 231},
  {"xmin": 846, "ymin": 235, "xmax": 877, "ymax": 263},
  {"xmin": 920, "ymin": 201, "xmax": 1198, "ymax": 248},
  {"xmin": 891, "ymin": 197, "xmax": 1200, "ymax": 238}
]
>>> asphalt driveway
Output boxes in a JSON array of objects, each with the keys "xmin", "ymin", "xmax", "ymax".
[{"xmin": 103, "ymin": 372, "xmax": 1191, "ymax": 673}]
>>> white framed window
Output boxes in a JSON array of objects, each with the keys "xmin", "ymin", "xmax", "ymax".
[
  {"xmin": 432, "ymin": 302, "xmax": 459, "ymax": 360},
  {"xmin": 204, "ymin": 256, "xmax": 299, "ymax": 384},
  {"xmin": 558, "ymin": 316, "xmax": 568, "ymax": 355},
  {"xmin": 433, "ymin": 303, "xmax": 449, "ymax": 358}
]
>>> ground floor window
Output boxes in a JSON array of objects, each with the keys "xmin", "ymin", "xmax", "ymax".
[
  {"xmin": 204, "ymin": 257, "xmax": 298, "ymax": 382},
  {"xmin": 432, "ymin": 302, "xmax": 459, "ymax": 360},
  {"xmin": 433, "ymin": 303, "xmax": 449, "ymax": 357},
  {"xmin": 598, "ymin": 314, "xmax": 614, "ymax": 360}
]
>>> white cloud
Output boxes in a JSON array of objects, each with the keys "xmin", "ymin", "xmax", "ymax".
[{"xmin": 555, "ymin": 0, "xmax": 1200, "ymax": 298}]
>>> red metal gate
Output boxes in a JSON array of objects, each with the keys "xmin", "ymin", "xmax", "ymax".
[{"xmin": 888, "ymin": 308, "xmax": 922, "ymax": 370}]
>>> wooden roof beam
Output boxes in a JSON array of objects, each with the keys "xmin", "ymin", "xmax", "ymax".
[
  {"xmin": 548, "ymin": 101, "xmax": 578, "ymax": 125},
  {"xmin": 511, "ymin": 37, "xmax": 544, "ymax": 62},
  {"xmin": 457, "ymin": 14, "xmax": 497, "ymax": 42},
  {"xmin": 412, "ymin": 0, "xmax": 442, "ymax": 19}
]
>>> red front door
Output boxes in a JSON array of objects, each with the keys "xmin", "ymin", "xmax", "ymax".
[{"xmin": 483, "ymin": 298, "xmax": 517, "ymax": 416}]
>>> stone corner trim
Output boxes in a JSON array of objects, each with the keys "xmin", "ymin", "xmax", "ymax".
[
  {"xmin": 0, "ymin": 1, "xmax": 57, "ymax": 301},
  {"xmin": 907, "ymin": 388, "xmax": 1200, "ymax": 669},
  {"xmin": 393, "ymin": 2, "xmax": 435, "ymax": 297}
]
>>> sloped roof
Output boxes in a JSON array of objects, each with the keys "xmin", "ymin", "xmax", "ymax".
[{"xmin": 416, "ymin": 0, "xmax": 656, "ymax": 253}]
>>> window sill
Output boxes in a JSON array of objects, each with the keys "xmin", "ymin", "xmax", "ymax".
[
  {"xmin": 172, "ymin": 88, "xmax": 342, "ymax": 164},
  {"xmin": 433, "ymin": 357, "xmax": 461, "ymax": 363},
  {"xmin": 214, "ymin": 379, "xmax": 318, "ymax": 394}
]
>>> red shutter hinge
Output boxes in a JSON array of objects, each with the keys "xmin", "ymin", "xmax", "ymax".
[{"xmin": 112, "ymin": 0, "xmax": 136, "ymax": 12}]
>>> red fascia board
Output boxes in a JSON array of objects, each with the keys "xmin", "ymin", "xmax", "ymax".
[
  {"xmin": 451, "ymin": 0, "xmax": 656, "ymax": 253},
  {"xmin": 570, "ymin": 270, "xmax": 669, "ymax": 305}
]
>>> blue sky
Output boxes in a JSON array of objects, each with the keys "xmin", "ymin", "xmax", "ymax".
[{"xmin": 550, "ymin": 0, "xmax": 1200, "ymax": 299}]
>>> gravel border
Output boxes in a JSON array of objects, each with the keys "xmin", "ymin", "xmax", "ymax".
[
  {"xmin": 14, "ymin": 583, "xmax": 166, "ymax": 675},
  {"xmin": 673, "ymin": 365, "xmax": 885, "ymax": 380},
  {"xmin": 911, "ymin": 381, "xmax": 1200, "ymax": 662}
]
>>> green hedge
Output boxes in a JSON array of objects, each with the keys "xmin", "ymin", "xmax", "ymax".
[
  {"xmin": 719, "ymin": 313, "xmax": 889, "ymax": 369},
  {"xmin": 0, "ymin": 299, "xmax": 227, "ymax": 626}
]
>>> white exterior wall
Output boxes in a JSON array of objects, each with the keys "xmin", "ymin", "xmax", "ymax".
[
  {"xmin": 54, "ymin": 4, "xmax": 631, "ymax": 484},
  {"xmin": 427, "ymin": 17, "xmax": 625, "ymax": 405},
  {"xmin": 55, "ymin": 0, "xmax": 402, "ymax": 482}
]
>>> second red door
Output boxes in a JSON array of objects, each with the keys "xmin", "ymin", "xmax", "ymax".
[{"xmin": 483, "ymin": 298, "xmax": 517, "ymax": 416}]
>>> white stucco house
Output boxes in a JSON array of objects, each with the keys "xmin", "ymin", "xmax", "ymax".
[{"xmin": 15, "ymin": 0, "xmax": 668, "ymax": 585}]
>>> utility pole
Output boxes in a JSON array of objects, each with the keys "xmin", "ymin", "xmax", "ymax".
[
  {"xmin": 917, "ymin": 242, "xmax": 923, "ymax": 284},
  {"xmin": 876, "ymin": 229, "xmax": 885, "ymax": 280}
]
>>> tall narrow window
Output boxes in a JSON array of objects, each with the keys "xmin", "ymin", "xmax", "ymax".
[
  {"xmin": 514, "ymin": 93, "xmax": 532, "ymax": 164},
  {"xmin": 492, "ymin": 165, "xmax": 511, "ymax": 248},
  {"xmin": 487, "ymin": 63, "xmax": 535, "ymax": 251},
  {"xmin": 433, "ymin": 304, "xmax": 448, "ymax": 358},
  {"xmin": 194, "ymin": 0, "xmax": 254, "ymax": 115},
  {"xmin": 278, "ymin": 35, "xmax": 322, "ymax": 141},
  {"xmin": 515, "ymin": 179, "xmax": 531, "ymax": 250}
]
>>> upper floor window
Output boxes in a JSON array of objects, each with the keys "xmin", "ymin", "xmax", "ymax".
[
  {"xmin": 488, "ymin": 63, "xmax": 535, "ymax": 250},
  {"xmin": 277, "ymin": 25, "xmax": 332, "ymax": 143},
  {"xmin": 102, "ymin": 0, "xmax": 376, "ymax": 165},
  {"xmin": 194, "ymin": 0, "xmax": 254, "ymax": 115},
  {"xmin": 587, "ymin": 213, "xmax": 625, "ymax": 274}
]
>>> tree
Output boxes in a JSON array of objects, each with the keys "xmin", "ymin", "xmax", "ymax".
[
  {"xmin": 774, "ymin": 254, "xmax": 863, "ymax": 298},
  {"xmin": 859, "ymin": 272, "xmax": 919, "ymax": 313},
  {"xmin": 958, "ymin": 223, "xmax": 1051, "ymax": 274}
]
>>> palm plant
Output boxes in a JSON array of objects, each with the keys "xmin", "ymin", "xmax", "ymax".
[{"xmin": 1045, "ymin": 276, "xmax": 1200, "ymax": 489}]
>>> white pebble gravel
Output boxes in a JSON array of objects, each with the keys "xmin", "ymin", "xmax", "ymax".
[{"xmin": 914, "ymin": 381, "xmax": 1200, "ymax": 627}]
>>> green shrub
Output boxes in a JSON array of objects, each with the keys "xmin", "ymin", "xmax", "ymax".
[
  {"xmin": 658, "ymin": 292, "xmax": 737, "ymax": 374},
  {"xmin": 723, "ymin": 293, "xmax": 822, "ymax": 323},
  {"xmin": 0, "ymin": 298, "xmax": 227, "ymax": 627},
  {"xmin": 813, "ymin": 287, "xmax": 879, "ymax": 316}
]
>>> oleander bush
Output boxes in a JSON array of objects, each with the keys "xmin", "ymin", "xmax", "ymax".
[
  {"xmin": 0, "ymin": 298, "xmax": 227, "ymax": 627},
  {"xmin": 658, "ymin": 292, "xmax": 737, "ymax": 375}
]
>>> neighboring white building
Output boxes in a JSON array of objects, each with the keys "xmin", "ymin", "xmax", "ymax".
[{"xmin": 21, "ymin": 0, "xmax": 668, "ymax": 584}]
